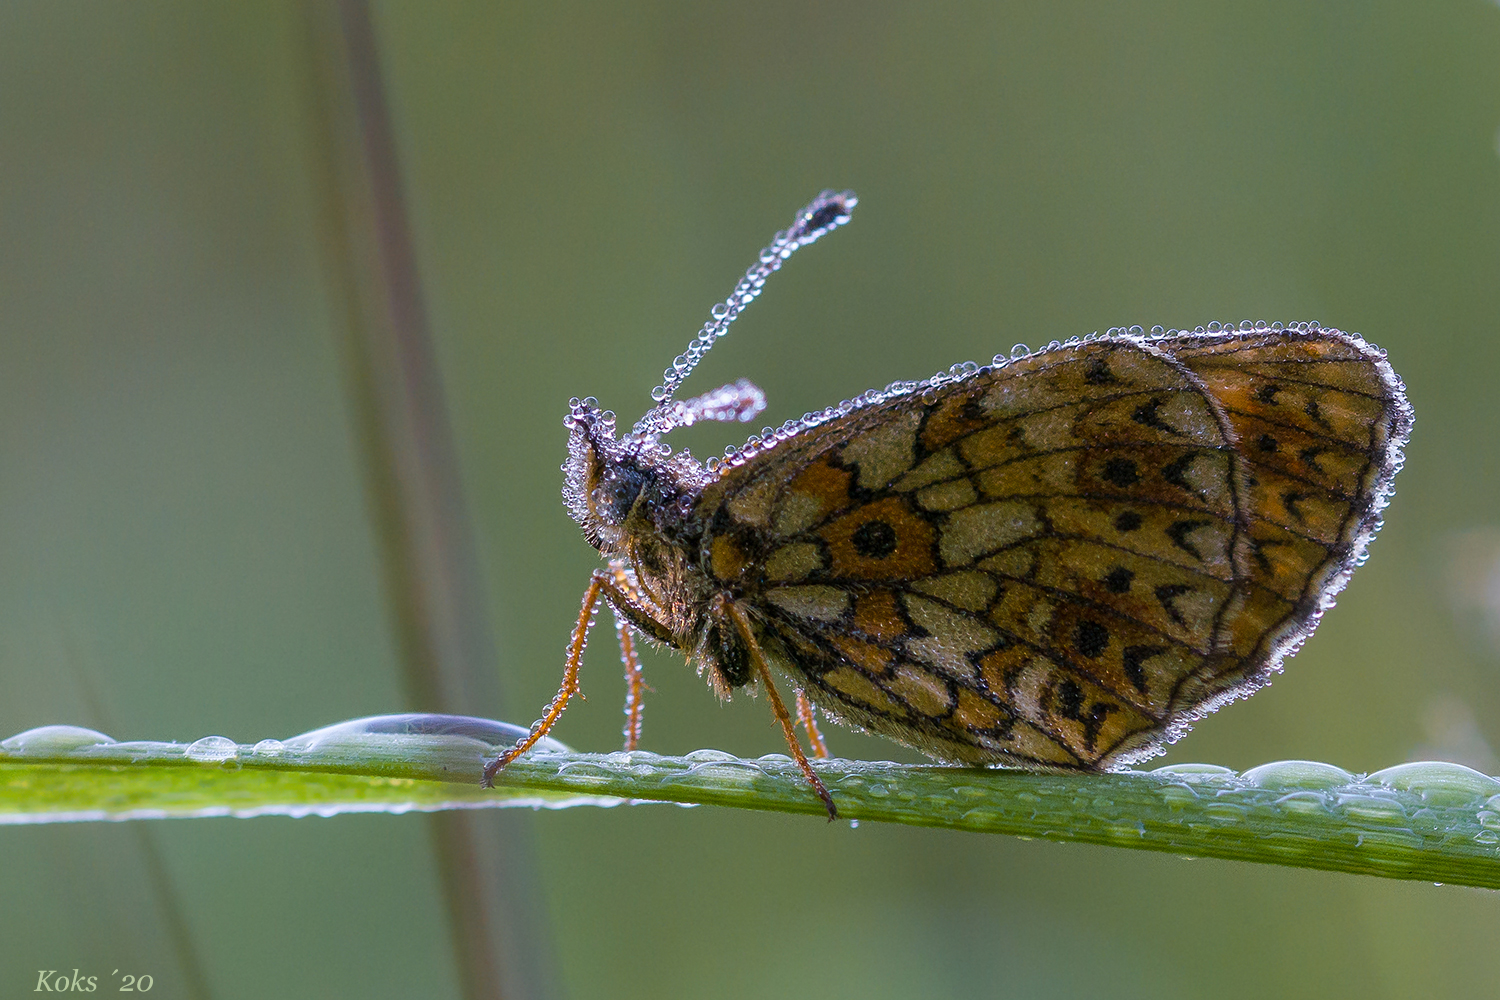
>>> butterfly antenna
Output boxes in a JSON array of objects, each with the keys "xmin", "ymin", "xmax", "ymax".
[{"xmin": 633, "ymin": 190, "xmax": 857, "ymax": 437}]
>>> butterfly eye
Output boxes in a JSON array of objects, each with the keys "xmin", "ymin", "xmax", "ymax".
[{"xmin": 594, "ymin": 464, "xmax": 647, "ymax": 525}]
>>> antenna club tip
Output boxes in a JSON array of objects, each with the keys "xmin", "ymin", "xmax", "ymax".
[{"xmin": 796, "ymin": 190, "xmax": 857, "ymax": 239}]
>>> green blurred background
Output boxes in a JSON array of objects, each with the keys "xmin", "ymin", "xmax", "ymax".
[{"xmin": 4, "ymin": 2, "xmax": 1500, "ymax": 997}]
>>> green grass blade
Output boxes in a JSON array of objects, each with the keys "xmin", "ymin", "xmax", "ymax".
[{"xmin": 5, "ymin": 724, "xmax": 1499, "ymax": 889}]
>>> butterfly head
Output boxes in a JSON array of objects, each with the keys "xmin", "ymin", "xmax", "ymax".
[{"xmin": 563, "ymin": 397, "xmax": 647, "ymax": 552}]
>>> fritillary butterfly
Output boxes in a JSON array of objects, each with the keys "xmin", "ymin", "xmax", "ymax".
[{"xmin": 484, "ymin": 191, "xmax": 1412, "ymax": 819}]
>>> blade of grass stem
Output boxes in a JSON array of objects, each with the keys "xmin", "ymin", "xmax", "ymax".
[{"xmin": 5, "ymin": 740, "xmax": 1497, "ymax": 890}]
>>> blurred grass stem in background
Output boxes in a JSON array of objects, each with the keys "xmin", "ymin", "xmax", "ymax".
[{"xmin": 301, "ymin": 4, "xmax": 553, "ymax": 999}]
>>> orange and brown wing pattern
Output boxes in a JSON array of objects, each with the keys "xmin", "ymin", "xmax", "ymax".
[
  {"xmin": 1164, "ymin": 328, "xmax": 1411, "ymax": 720},
  {"xmin": 697, "ymin": 327, "xmax": 1409, "ymax": 769}
]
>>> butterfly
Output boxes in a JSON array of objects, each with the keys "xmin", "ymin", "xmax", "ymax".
[{"xmin": 483, "ymin": 190, "xmax": 1412, "ymax": 820}]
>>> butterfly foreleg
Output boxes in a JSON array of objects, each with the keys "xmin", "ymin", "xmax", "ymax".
[
  {"xmin": 719, "ymin": 597, "xmax": 838, "ymax": 820},
  {"xmin": 482, "ymin": 565, "xmax": 664, "ymax": 786},
  {"xmin": 613, "ymin": 610, "xmax": 644, "ymax": 751},
  {"xmin": 605, "ymin": 562, "xmax": 658, "ymax": 752},
  {"xmin": 604, "ymin": 562, "xmax": 685, "ymax": 751}
]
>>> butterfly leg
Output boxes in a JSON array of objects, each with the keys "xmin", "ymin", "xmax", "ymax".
[
  {"xmin": 795, "ymin": 689, "xmax": 830, "ymax": 759},
  {"xmin": 603, "ymin": 561, "xmax": 659, "ymax": 751},
  {"xmin": 483, "ymin": 568, "xmax": 648, "ymax": 786},
  {"xmin": 721, "ymin": 599, "xmax": 838, "ymax": 820},
  {"xmin": 615, "ymin": 611, "xmax": 645, "ymax": 751}
]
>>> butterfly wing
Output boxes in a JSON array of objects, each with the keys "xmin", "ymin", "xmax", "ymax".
[
  {"xmin": 698, "ymin": 328, "xmax": 1408, "ymax": 768},
  {"xmin": 1164, "ymin": 329, "xmax": 1411, "ymax": 724}
]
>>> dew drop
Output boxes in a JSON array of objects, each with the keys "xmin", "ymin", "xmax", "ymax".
[
  {"xmin": 1203, "ymin": 802, "xmax": 1247, "ymax": 823},
  {"xmin": 0, "ymin": 725, "xmax": 116, "ymax": 756},
  {"xmin": 251, "ymin": 739, "xmax": 286, "ymax": 757},
  {"xmin": 683, "ymin": 748, "xmax": 739, "ymax": 763},
  {"xmin": 1158, "ymin": 783, "xmax": 1200, "ymax": 808},
  {"xmin": 1010, "ymin": 343, "xmax": 1029, "ymax": 359},
  {"xmin": 1334, "ymin": 792, "xmax": 1410, "ymax": 824},
  {"xmin": 185, "ymin": 735, "xmax": 238, "ymax": 763},
  {"xmin": 1150, "ymin": 763, "xmax": 1237, "ymax": 780},
  {"xmin": 1368, "ymin": 761, "xmax": 1500, "ymax": 805},
  {"xmin": 284, "ymin": 713, "xmax": 547, "ymax": 751},
  {"xmin": 1273, "ymin": 791, "xmax": 1331, "ymax": 816},
  {"xmin": 1242, "ymin": 759, "xmax": 1354, "ymax": 790}
]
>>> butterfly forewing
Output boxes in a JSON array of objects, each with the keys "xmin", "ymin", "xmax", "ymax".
[{"xmin": 697, "ymin": 328, "xmax": 1409, "ymax": 768}]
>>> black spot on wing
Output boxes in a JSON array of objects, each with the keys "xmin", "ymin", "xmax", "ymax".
[
  {"xmin": 851, "ymin": 519, "xmax": 899, "ymax": 559},
  {"xmin": 1084, "ymin": 357, "xmax": 1117, "ymax": 385},
  {"xmin": 1131, "ymin": 397, "xmax": 1179, "ymax": 434},
  {"xmin": 1281, "ymin": 490, "xmax": 1311, "ymax": 524},
  {"xmin": 1055, "ymin": 678, "xmax": 1084, "ymax": 719},
  {"xmin": 1052, "ymin": 678, "xmax": 1118, "ymax": 753},
  {"xmin": 1160, "ymin": 452, "xmax": 1200, "ymax": 494},
  {"xmin": 1074, "ymin": 620, "xmax": 1110, "ymax": 658},
  {"xmin": 1122, "ymin": 645, "xmax": 1165, "ymax": 694},
  {"xmin": 1165, "ymin": 519, "xmax": 1213, "ymax": 560},
  {"xmin": 1103, "ymin": 458, "xmax": 1140, "ymax": 487},
  {"xmin": 1298, "ymin": 446, "xmax": 1327, "ymax": 474},
  {"xmin": 1304, "ymin": 396, "xmax": 1333, "ymax": 430},
  {"xmin": 1153, "ymin": 584, "xmax": 1194, "ymax": 627}
]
